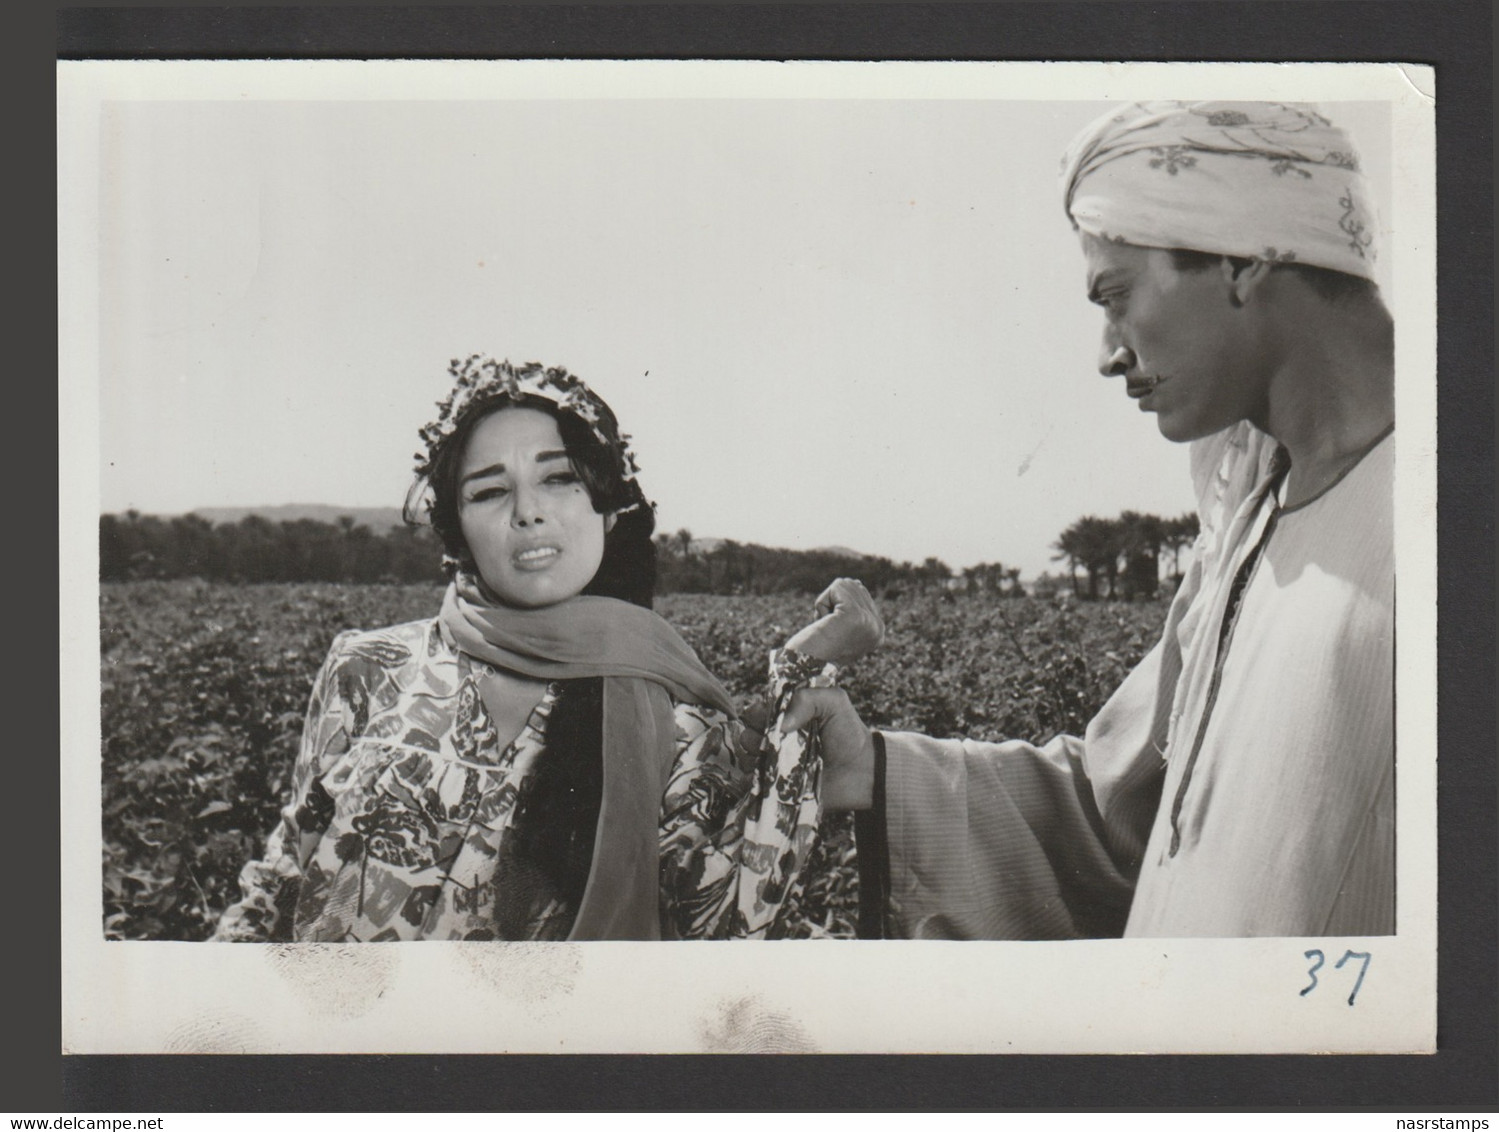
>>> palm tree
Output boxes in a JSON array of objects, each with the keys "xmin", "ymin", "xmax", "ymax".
[
  {"xmin": 920, "ymin": 557, "xmax": 953, "ymax": 588},
  {"xmin": 1164, "ymin": 512, "xmax": 1201, "ymax": 583},
  {"xmin": 1118, "ymin": 510, "xmax": 1166, "ymax": 599},
  {"xmin": 1056, "ymin": 516, "xmax": 1121, "ymax": 598},
  {"xmin": 1004, "ymin": 565, "xmax": 1023, "ymax": 597},
  {"xmin": 1051, "ymin": 528, "xmax": 1085, "ymax": 596}
]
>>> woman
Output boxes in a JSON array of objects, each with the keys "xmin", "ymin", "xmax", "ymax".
[{"xmin": 214, "ymin": 355, "xmax": 881, "ymax": 942}]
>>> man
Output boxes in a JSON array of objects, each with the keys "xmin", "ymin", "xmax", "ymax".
[{"xmin": 785, "ymin": 101, "xmax": 1396, "ymax": 938}]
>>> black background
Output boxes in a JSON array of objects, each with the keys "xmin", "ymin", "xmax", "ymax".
[{"xmin": 39, "ymin": 0, "xmax": 1495, "ymax": 1112}]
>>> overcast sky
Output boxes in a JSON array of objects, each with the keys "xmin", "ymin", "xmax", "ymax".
[{"xmin": 77, "ymin": 63, "xmax": 1395, "ymax": 578}]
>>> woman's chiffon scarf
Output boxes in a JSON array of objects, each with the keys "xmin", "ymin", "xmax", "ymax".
[{"xmin": 440, "ymin": 578, "xmax": 736, "ymax": 940}]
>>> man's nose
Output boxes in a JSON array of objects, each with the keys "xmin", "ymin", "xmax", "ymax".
[{"xmin": 1099, "ymin": 342, "xmax": 1136, "ymax": 377}]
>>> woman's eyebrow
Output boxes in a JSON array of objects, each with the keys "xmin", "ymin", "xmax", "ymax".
[
  {"xmin": 459, "ymin": 462, "xmax": 506, "ymax": 487},
  {"xmin": 460, "ymin": 450, "xmax": 570, "ymax": 487}
]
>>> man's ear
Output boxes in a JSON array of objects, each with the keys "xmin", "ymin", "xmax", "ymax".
[{"xmin": 1222, "ymin": 256, "xmax": 1274, "ymax": 306}]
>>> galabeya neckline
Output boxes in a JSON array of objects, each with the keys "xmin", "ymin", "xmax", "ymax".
[{"xmin": 1273, "ymin": 422, "xmax": 1394, "ymax": 515}]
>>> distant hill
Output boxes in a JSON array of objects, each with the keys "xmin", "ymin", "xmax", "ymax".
[
  {"xmin": 188, "ymin": 504, "xmax": 408, "ymax": 531},
  {"xmin": 674, "ymin": 538, "xmax": 874, "ymax": 560},
  {"xmin": 808, "ymin": 546, "xmax": 866, "ymax": 559}
]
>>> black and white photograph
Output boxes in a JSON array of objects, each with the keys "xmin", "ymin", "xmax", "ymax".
[{"xmin": 59, "ymin": 59, "xmax": 1437, "ymax": 1055}]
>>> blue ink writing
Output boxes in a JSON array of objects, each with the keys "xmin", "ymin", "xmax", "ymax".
[
  {"xmin": 1300, "ymin": 949, "xmax": 1325, "ymax": 996},
  {"xmin": 1334, "ymin": 950, "xmax": 1372, "ymax": 1006},
  {"xmin": 1301, "ymin": 948, "xmax": 1371, "ymax": 1005}
]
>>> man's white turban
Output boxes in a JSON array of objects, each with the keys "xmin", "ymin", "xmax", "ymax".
[{"xmin": 1061, "ymin": 101, "xmax": 1380, "ymax": 281}]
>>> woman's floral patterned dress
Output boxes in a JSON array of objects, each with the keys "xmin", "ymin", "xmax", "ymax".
[{"xmin": 214, "ymin": 617, "xmax": 832, "ymax": 941}]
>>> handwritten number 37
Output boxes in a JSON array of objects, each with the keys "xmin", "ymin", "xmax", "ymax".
[{"xmin": 1301, "ymin": 949, "xmax": 1372, "ymax": 1005}]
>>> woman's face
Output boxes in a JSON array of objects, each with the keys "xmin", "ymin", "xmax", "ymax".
[{"xmin": 456, "ymin": 406, "xmax": 611, "ymax": 608}]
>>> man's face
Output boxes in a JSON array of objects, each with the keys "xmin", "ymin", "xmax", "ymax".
[{"xmin": 1081, "ymin": 233, "xmax": 1267, "ymax": 443}]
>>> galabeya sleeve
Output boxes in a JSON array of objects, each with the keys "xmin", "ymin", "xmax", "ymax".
[
  {"xmin": 658, "ymin": 647, "xmax": 838, "ymax": 939},
  {"xmin": 211, "ymin": 630, "xmax": 360, "ymax": 942},
  {"xmin": 855, "ymin": 426, "xmax": 1281, "ymax": 941},
  {"xmin": 869, "ymin": 643, "xmax": 1170, "ymax": 940}
]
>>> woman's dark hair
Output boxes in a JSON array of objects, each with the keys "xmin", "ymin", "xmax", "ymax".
[
  {"xmin": 424, "ymin": 392, "xmax": 658, "ymax": 609},
  {"xmin": 493, "ymin": 677, "xmax": 605, "ymax": 939},
  {"xmin": 1166, "ymin": 247, "xmax": 1379, "ymax": 305}
]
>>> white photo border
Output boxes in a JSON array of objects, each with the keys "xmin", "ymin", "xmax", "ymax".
[{"xmin": 60, "ymin": 58, "xmax": 1437, "ymax": 1056}]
